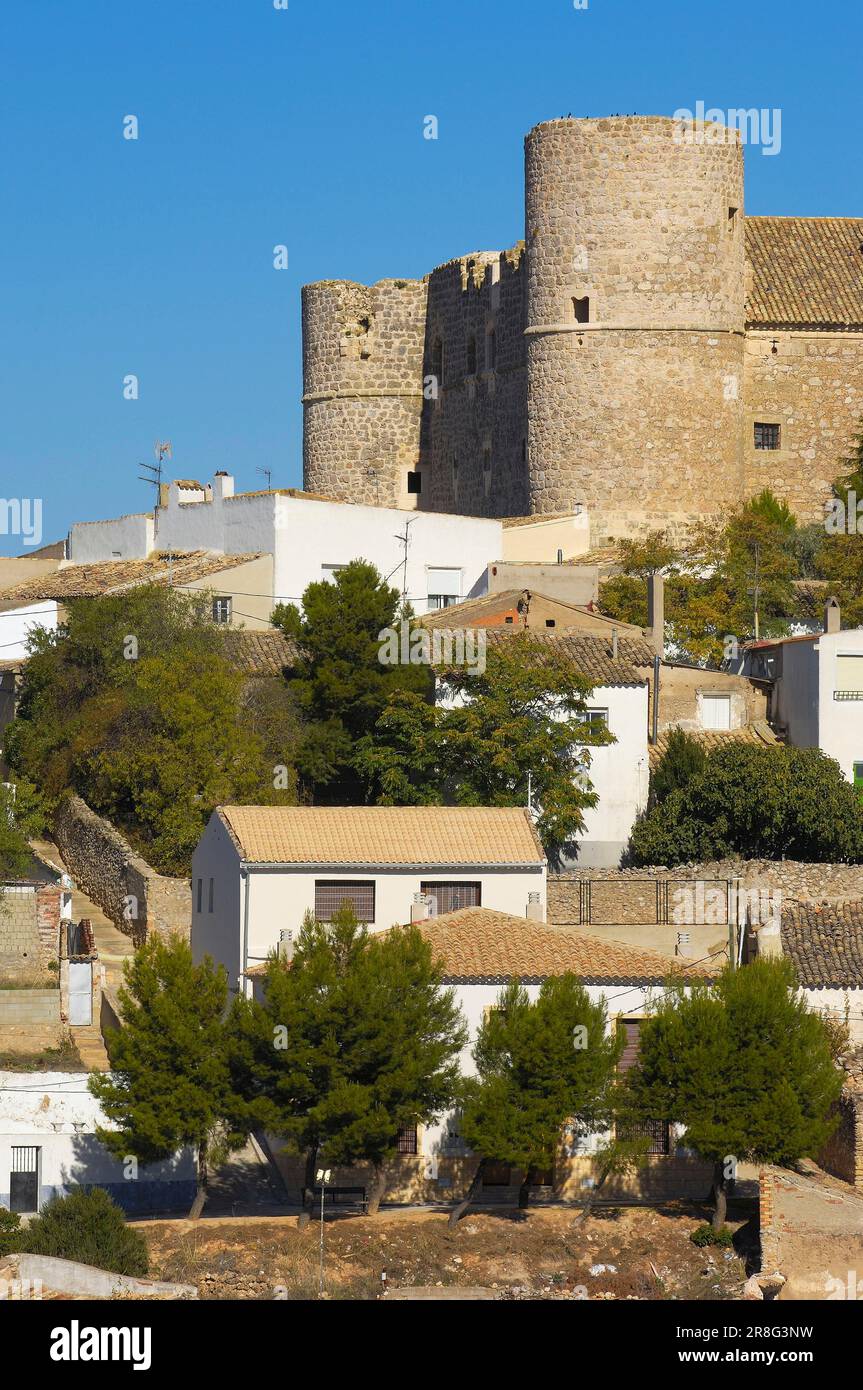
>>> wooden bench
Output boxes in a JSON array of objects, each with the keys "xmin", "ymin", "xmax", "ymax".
[{"xmin": 311, "ymin": 1185, "xmax": 367, "ymax": 1213}]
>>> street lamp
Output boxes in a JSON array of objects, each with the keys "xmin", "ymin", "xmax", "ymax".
[{"xmin": 316, "ymin": 1167, "xmax": 331, "ymax": 1296}]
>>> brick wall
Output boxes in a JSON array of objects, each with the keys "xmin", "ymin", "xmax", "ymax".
[
  {"xmin": 758, "ymin": 1166, "xmax": 781, "ymax": 1272},
  {"xmin": 53, "ymin": 794, "xmax": 191, "ymax": 942}
]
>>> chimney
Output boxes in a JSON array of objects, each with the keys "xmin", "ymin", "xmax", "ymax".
[
  {"xmin": 411, "ymin": 892, "xmax": 430, "ymax": 923},
  {"xmin": 647, "ymin": 573, "xmax": 665, "ymax": 658},
  {"xmin": 525, "ymin": 891, "xmax": 544, "ymax": 923},
  {"xmin": 278, "ymin": 929, "xmax": 294, "ymax": 963},
  {"xmin": 213, "ymin": 471, "xmax": 235, "ymax": 501},
  {"xmin": 755, "ymin": 919, "xmax": 783, "ymax": 960},
  {"xmin": 824, "ymin": 596, "xmax": 841, "ymax": 635}
]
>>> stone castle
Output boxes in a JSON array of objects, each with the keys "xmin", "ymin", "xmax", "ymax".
[{"xmin": 302, "ymin": 116, "xmax": 863, "ymax": 538}]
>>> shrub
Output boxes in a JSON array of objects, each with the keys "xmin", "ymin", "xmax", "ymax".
[
  {"xmin": 690, "ymin": 1223, "xmax": 734, "ymax": 1248},
  {"xmin": 19, "ymin": 1187, "xmax": 148, "ymax": 1277},
  {"xmin": 0, "ymin": 1207, "xmax": 22, "ymax": 1257}
]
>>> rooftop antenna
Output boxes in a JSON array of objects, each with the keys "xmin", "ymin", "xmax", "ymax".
[
  {"xmin": 139, "ymin": 441, "xmax": 172, "ymax": 502},
  {"xmin": 396, "ymin": 515, "xmax": 416, "ymax": 611},
  {"xmin": 257, "ymin": 466, "xmax": 273, "ymax": 490}
]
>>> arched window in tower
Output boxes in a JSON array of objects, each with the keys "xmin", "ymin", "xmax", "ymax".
[
  {"xmin": 466, "ymin": 334, "xmax": 477, "ymax": 376},
  {"xmin": 572, "ymin": 296, "xmax": 590, "ymax": 324}
]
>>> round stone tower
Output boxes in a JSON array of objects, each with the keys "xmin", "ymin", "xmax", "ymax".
[
  {"xmin": 524, "ymin": 115, "xmax": 746, "ymax": 537},
  {"xmin": 302, "ymin": 277, "xmax": 427, "ymax": 508}
]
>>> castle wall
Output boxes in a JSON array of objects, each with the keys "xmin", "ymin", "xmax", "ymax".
[
  {"xmin": 524, "ymin": 116, "xmax": 746, "ymax": 534},
  {"xmin": 743, "ymin": 329, "xmax": 863, "ymax": 520},
  {"xmin": 419, "ymin": 247, "xmax": 529, "ymax": 517},
  {"xmin": 302, "ymin": 278, "xmax": 427, "ymax": 509}
]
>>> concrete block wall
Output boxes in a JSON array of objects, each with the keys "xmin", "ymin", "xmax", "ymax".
[{"xmin": 0, "ymin": 989, "xmax": 60, "ymax": 1028}]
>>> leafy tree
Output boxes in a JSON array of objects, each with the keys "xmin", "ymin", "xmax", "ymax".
[
  {"xmin": 649, "ymin": 729, "xmax": 707, "ymax": 807},
  {"xmin": 6, "ymin": 587, "xmax": 291, "ymax": 874},
  {"xmin": 620, "ymin": 959, "xmax": 842, "ymax": 1227},
  {"xmin": 355, "ymin": 634, "xmax": 612, "ymax": 868},
  {"xmin": 227, "ymin": 907, "xmax": 466, "ymax": 1216},
  {"xmin": 18, "ymin": 1188, "xmax": 149, "ymax": 1276},
  {"xmin": 451, "ymin": 976, "xmax": 622, "ymax": 1226},
  {"xmin": 0, "ymin": 780, "xmax": 44, "ymax": 884},
  {"xmin": 89, "ymin": 934, "xmax": 243, "ymax": 1218},
  {"xmin": 629, "ymin": 743, "xmax": 863, "ymax": 866},
  {"xmin": 272, "ymin": 560, "xmax": 431, "ymax": 803}
]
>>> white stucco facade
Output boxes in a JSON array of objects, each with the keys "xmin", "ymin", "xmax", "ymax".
[
  {"xmin": 68, "ymin": 474, "xmax": 502, "ymax": 617},
  {"xmin": 571, "ymin": 683, "xmax": 650, "ymax": 867},
  {"xmin": 0, "ymin": 1073, "xmax": 195, "ymax": 1214},
  {"xmin": 744, "ymin": 628, "xmax": 863, "ymax": 784},
  {"xmin": 0, "ymin": 599, "xmax": 58, "ymax": 660},
  {"xmin": 191, "ymin": 810, "xmax": 547, "ymax": 993}
]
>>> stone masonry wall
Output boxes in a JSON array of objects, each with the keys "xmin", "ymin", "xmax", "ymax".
[
  {"xmin": 819, "ymin": 1085, "xmax": 863, "ymax": 1190},
  {"xmin": 53, "ymin": 795, "xmax": 190, "ymax": 942},
  {"xmin": 0, "ymin": 885, "xmax": 60, "ymax": 979}
]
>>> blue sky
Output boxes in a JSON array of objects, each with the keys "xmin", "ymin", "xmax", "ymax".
[{"xmin": 1, "ymin": 0, "xmax": 860, "ymax": 553}]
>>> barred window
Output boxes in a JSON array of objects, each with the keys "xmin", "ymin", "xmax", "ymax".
[
  {"xmin": 396, "ymin": 1124, "xmax": 418, "ymax": 1155},
  {"xmin": 212, "ymin": 596, "xmax": 232, "ymax": 624},
  {"xmin": 421, "ymin": 881, "xmax": 481, "ymax": 915},
  {"xmin": 314, "ymin": 881, "xmax": 375, "ymax": 923},
  {"xmin": 754, "ymin": 422, "xmax": 780, "ymax": 450}
]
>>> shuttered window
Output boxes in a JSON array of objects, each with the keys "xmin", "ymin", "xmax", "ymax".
[
  {"xmin": 421, "ymin": 882, "xmax": 481, "ymax": 915},
  {"xmin": 836, "ymin": 655, "xmax": 863, "ymax": 696},
  {"xmin": 314, "ymin": 881, "xmax": 375, "ymax": 923}
]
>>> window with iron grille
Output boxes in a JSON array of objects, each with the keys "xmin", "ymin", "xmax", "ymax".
[
  {"xmin": 314, "ymin": 881, "xmax": 375, "ymax": 923},
  {"xmin": 421, "ymin": 882, "xmax": 481, "ymax": 915},
  {"xmin": 754, "ymin": 422, "xmax": 781, "ymax": 450},
  {"xmin": 212, "ymin": 596, "xmax": 232, "ymax": 624},
  {"xmin": 396, "ymin": 1124, "xmax": 418, "ymax": 1155},
  {"xmin": 10, "ymin": 1146, "xmax": 40, "ymax": 1214}
]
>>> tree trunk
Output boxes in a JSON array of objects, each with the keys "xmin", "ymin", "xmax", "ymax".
[
  {"xmin": 366, "ymin": 1165, "xmax": 387, "ymax": 1216},
  {"xmin": 297, "ymin": 1144, "xmax": 318, "ymax": 1230},
  {"xmin": 448, "ymin": 1158, "xmax": 487, "ymax": 1230},
  {"xmin": 711, "ymin": 1161, "xmax": 728, "ymax": 1231},
  {"xmin": 188, "ymin": 1136, "xmax": 209, "ymax": 1220},
  {"xmin": 575, "ymin": 1159, "xmax": 613, "ymax": 1228},
  {"xmin": 518, "ymin": 1167, "xmax": 535, "ymax": 1211}
]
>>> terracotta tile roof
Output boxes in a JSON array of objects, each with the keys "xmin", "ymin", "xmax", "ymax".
[
  {"xmin": 648, "ymin": 721, "xmax": 782, "ymax": 769},
  {"xmin": 421, "ymin": 591, "xmax": 642, "ymax": 636},
  {"xmin": 746, "ymin": 217, "xmax": 863, "ymax": 328},
  {"xmin": 480, "ymin": 629, "xmax": 651, "ymax": 687},
  {"xmin": 222, "ymin": 629, "xmax": 301, "ymax": 675},
  {"xmin": 409, "ymin": 907, "xmax": 712, "ymax": 984},
  {"xmin": 216, "ymin": 805, "xmax": 546, "ymax": 867},
  {"xmin": 0, "ymin": 552, "xmax": 263, "ymax": 601},
  {"xmin": 781, "ymin": 902, "xmax": 863, "ymax": 989}
]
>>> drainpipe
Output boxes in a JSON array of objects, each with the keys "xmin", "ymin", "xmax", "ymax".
[
  {"xmin": 241, "ymin": 864, "xmax": 251, "ymax": 998},
  {"xmin": 651, "ymin": 654, "xmax": 660, "ymax": 746}
]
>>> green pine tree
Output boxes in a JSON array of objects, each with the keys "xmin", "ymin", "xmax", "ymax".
[
  {"xmin": 620, "ymin": 958, "xmax": 842, "ymax": 1228},
  {"xmin": 451, "ymin": 975, "xmax": 622, "ymax": 1226},
  {"xmin": 89, "ymin": 934, "xmax": 243, "ymax": 1218}
]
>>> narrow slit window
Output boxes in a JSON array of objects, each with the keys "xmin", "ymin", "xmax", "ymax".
[{"xmin": 572, "ymin": 296, "xmax": 590, "ymax": 324}]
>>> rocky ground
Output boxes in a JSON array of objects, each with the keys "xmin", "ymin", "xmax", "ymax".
[{"xmin": 140, "ymin": 1202, "xmax": 756, "ymax": 1301}]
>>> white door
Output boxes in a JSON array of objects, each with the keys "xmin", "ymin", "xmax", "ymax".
[
  {"xmin": 702, "ymin": 694, "xmax": 731, "ymax": 731},
  {"xmin": 69, "ymin": 961, "xmax": 92, "ymax": 1025}
]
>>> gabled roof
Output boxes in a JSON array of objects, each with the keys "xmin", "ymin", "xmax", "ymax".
[
  {"xmin": 421, "ymin": 589, "xmax": 643, "ymax": 636},
  {"xmin": 746, "ymin": 217, "xmax": 863, "ymax": 329},
  {"xmin": 0, "ymin": 551, "xmax": 264, "ymax": 602},
  {"xmin": 410, "ymin": 907, "xmax": 712, "ymax": 984},
  {"xmin": 781, "ymin": 902, "xmax": 863, "ymax": 989},
  {"xmin": 480, "ymin": 629, "xmax": 652, "ymax": 687},
  {"xmin": 215, "ymin": 805, "xmax": 546, "ymax": 867}
]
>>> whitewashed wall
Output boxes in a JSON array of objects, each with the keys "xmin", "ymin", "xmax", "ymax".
[{"xmin": 0, "ymin": 600, "xmax": 58, "ymax": 660}]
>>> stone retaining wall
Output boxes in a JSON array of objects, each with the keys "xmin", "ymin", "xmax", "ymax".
[
  {"xmin": 819, "ymin": 1085, "xmax": 863, "ymax": 1190},
  {"xmin": 53, "ymin": 794, "xmax": 190, "ymax": 942}
]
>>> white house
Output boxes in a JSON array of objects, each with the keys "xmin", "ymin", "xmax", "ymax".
[
  {"xmin": 254, "ymin": 906, "xmax": 714, "ymax": 1205},
  {"xmin": 439, "ymin": 631, "xmax": 651, "ymax": 868},
  {"xmin": 0, "ymin": 1073, "xmax": 196, "ymax": 1215},
  {"xmin": 0, "ymin": 599, "xmax": 58, "ymax": 662},
  {"xmin": 191, "ymin": 805, "xmax": 548, "ymax": 994},
  {"xmin": 750, "ymin": 902, "xmax": 863, "ymax": 1044},
  {"xmin": 68, "ymin": 472, "xmax": 502, "ymax": 617},
  {"xmin": 741, "ymin": 602, "xmax": 863, "ymax": 789}
]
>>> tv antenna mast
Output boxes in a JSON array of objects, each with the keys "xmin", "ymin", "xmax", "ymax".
[
  {"xmin": 139, "ymin": 441, "xmax": 173, "ymax": 501},
  {"xmin": 257, "ymin": 466, "xmax": 273, "ymax": 490}
]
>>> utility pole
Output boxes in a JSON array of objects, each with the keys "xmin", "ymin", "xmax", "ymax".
[{"xmin": 316, "ymin": 1167, "xmax": 331, "ymax": 1296}]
